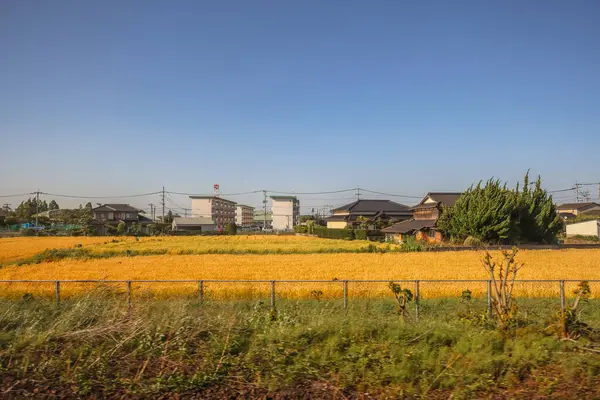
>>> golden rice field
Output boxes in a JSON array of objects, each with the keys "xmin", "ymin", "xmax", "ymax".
[
  {"xmin": 0, "ymin": 235, "xmax": 396, "ymax": 263},
  {"xmin": 0, "ymin": 236, "xmax": 111, "ymax": 264},
  {"xmin": 1, "ymin": 235, "xmax": 600, "ymax": 300}
]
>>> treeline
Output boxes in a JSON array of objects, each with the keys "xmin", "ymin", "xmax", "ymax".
[
  {"xmin": 2, "ymin": 198, "xmax": 94, "ymax": 229},
  {"xmin": 437, "ymin": 172, "xmax": 563, "ymax": 244}
]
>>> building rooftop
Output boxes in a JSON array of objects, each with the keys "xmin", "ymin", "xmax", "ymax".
[
  {"xmin": 270, "ymin": 195, "xmax": 298, "ymax": 201},
  {"xmin": 93, "ymin": 204, "xmax": 142, "ymax": 213},
  {"xmin": 557, "ymin": 202, "xmax": 600, "ymax": 211},
  {"xmin": 173, "ymin": 217, "xmax": 215, "ymax": 226},
  {"xmin": 382, "ymin": 219, "xmax": 437, "ymax": 234},
  {"xmin": 414, "ymin": 192, "xmax": 462, "ymax": 208},
  {"xmin": 189, "ymin": 196, "xmax": 237, "ymax": 204},
  {"xmin": 332, "ymin": 199, "xmax": 410, "ymax": 213}
]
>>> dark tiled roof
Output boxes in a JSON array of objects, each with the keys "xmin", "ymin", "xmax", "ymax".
[
  {"xmin": 424, "ymin": 193, "xmax": 462, "ymax": 207},
  {"xmin": 382, "ymin": 219, "xmax": 436, "ymax": 234},
  {"xmin": 93, "ymin": 204, "xmax": 141, "ymax": 213},
  {"xmin": 557, "ymin": 202, "xmax": 600, "ymax": 211},
  {"xmin": 333, "ymin": 199, "xmax": 410, "ymax": 213},
  {"xmin": 270, "ymin": 196, "xmax": 298, "ymax": 201}
]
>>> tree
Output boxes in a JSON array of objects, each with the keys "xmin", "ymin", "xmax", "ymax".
[
  {"xmin": 437, "ymin": 173, "xmax": 563, "ymax": 244},
  {"xmin": 48, "ymin": 200, "xmax": 60, "ymax": 210},
  {"xmin": 225, "ymin": 223, "xmax": 237, "ymax": 235},
  {"xmin": 117, "ymin": 221, "xmax": 127, "ymax": 235},
  {"xmin": 356, "ymin": 215, "xmax": 371, "ymax": 230},
  {"xmin": 163, "ymin": 210, "xmax": 174, "ymax": 224},
  {"xmin": 78, "ymin": 203, "xmax": 94, "ymax": 233}
]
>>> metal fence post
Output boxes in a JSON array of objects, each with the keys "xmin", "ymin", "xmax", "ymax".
[
  {"xmin": 127, "ymin": 281, "xmax": 132, "ymax": 312},
  {"xmin": 560, "ymin": 280, "xmax": 565, "ymax": 312},
  {"xmin": 343, "ymin": 280, "xmax": 348, "ymax": 309},
  {"xmin": 55, "ymin": 281, "xmax": 60, "ymax": 304},
  {"xmin": 487, "ymin": 280, "xmax": 492, "ymax": 316},
  {"xmin": 414, "ymin": 280, "xmax": 420, "ymax": 321},
  {"xmin": 198, "ymin": 280, "xmax": 204, "ymax": 302},
  {"xmin": 270, "ymin": 281, "xmax": 275, "ymax": 308}
]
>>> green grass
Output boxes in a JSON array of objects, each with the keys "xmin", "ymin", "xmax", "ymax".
[{"xmin": 2, "ymin": 295, "xmax": 600, "ymax": 398}]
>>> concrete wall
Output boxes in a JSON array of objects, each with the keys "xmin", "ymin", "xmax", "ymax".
[
  {"xmin": 566, "ymin": 220, "xmax": 600, "ymax": 238},
  {"xmin": 272, "ymin": 199, "xmax": 294, "ymax": 230},
  {"xmin": 327, "ymin": 221, "xmax": 348, "ymax": 229}
]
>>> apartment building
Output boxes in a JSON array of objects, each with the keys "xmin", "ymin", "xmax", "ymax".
[
  {"xmin": 189, "ymin": 196, "xmax": 236, "ymax": 229},
  {"xmin": 236, "ymin": 204, "xmax": 255, "ymax": 227},
  {"xmin": 270, "ymin": 196, "xmax": 300, "ymax": 231}
]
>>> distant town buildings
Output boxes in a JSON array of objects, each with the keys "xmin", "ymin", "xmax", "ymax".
[
  {"xmin": 236, "ymin": 204, "xmax": 255, "ymax": 227},
  {"xmin": 190, "ymin": 196, "xmax": 236, "ymax": 229},
  {"xmin": 270, "ymin": 196, "xmax": 300, "ymax": 231}
]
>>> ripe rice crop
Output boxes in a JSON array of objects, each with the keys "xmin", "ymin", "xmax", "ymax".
[
  {"xmin": 1, "ymin": 249, "xmax": 600, "ymax": 299},
  {"xmin": 84, "ymin": 235, "xmax": 397, "ymax": 254},
  {"xmin": 0, "ymin": 237, "xmax": 111, "ymax": 264}
]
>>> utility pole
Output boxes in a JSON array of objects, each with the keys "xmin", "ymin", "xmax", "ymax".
[
  {"xmin": 263, "ymin": 190, "xmax": 267, "ymax": 230},
  {"xmin": 148, "ymin": 203, "xmax": 155, "ymax": 221},
  {"xmin": 161, "ymin": 186, "xmax": 166, "ymax": 222},
  {"xmin": 2, "ymin": 203, "xmax": 10, "ymax": 213},
  {"xmin": 35, "ymin": 190, "xmax": 40, "ymax": 227},
  {"xmin": 356, "ymin": 187, "xmax": 361, "ymax": 201},
  {"xmin": 575, "ymin": 182, "xmax": 581, "ymax": 203}
]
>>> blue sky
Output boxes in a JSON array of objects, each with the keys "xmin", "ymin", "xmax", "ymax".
[{"xmin": 1, "ymin": 0, "xmax": 599, "ymax": 212}]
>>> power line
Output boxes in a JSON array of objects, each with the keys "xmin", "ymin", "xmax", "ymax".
[
  {"xmin": 167, "ymin": 190, "xmax": 263, "ymax": 196},
  {"xmin": 0, "ymin": 192, "xmax": 35, "ymax": 198},
  {"xmin": 40, "ymin": 191, "xmax": 161, "ymax": 199},
  {"xmin": 360, "ymin": 189, "xmax": 423, "ymax": 199},
  {"xmin": 269, "ymin": 188, "xmax": 356, "ymax": 195}
]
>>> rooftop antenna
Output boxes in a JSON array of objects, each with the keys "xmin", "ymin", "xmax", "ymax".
[{"xmin": 213, "ymin": 184, "xmax": 220, "ymax": 198}]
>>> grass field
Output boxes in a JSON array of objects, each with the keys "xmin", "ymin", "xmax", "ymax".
[
  {"xmin": 2, "ymin": 296, "xmax": 600, "ymax": 398},
  {"xmin": 1, "ymin": 236, "xmax": 600, "ymax": 299}
]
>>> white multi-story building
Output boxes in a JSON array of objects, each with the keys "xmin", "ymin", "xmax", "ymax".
[
  {"xmin": 189, "ymin": 196, "xmax": 237, "ymax": 230},
  {"xmin": 270, "ymin": 196, "xmax": 300, "ymax": 231},
  {"xmin": 236, "ymin": 204, "xmax": 255, "ymax": 227}
]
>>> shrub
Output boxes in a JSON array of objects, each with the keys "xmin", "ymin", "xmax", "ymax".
[
  {"xmin": 294, "ymin": 225, "xmax": 308, "ymax": 234},
  {"xmin": 225, "ymin": 223, "xmax": 237, "ymax": 235},
  {"xmin": 313, "ymin": 227, "xmax": 353, "ymax": 240},
  {"xmin": 21, "ymin": 228, "xmax": 36, "ymax": 237},
  {"xmin": 400, "ymin": 236, "xmax": 422, "ymax": 252},
  {"xmin": 463, "ymin": 236, "xmax": 483, "ymax": 247},
  {"xmin": 117, "ymin": 222, "xmax": 126, "ymax": 235}
]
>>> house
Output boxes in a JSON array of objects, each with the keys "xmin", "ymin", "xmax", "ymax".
[
  {"xmin": 557, "ymin": 202, "xmax": 600, "ymax": 220},
  {"xmin": 325, "ymin": 200, "xmax": 412, "ymax": 229},
  {"xmin": 236, "ymin": 204, "xmax": 255, "ymax": 227},
  {"xmin": 566, "ymin": 219, "xmax": 600, "ymax": 239},
  {"xmin": 382, "ymin": 192, "xmax": 462, "ymax": 243},
  {"xmin": 190, "ymin": 196, "xmax": 236, "ymax": 230},
  {"xmin": 271, "ymin": 196, "xmax": 300, "ymax": 231},
  {"xmin": 253, "ymin": 210, "xmax": 273, "ymax": 228},
  {"xmin": 92, "ymin": 204, "xmax": 152, "ymax": 234},
  {"xmin": 171, "ymin": 217, "xmax": 216, "ymax": 232}
]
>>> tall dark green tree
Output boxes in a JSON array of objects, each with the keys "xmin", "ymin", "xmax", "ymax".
[
  {"xmin": 437, "ymin": 173, "xmax": 563, "ymax": 244},
  {"xmin": 48, "ymin": 200, "xmax": 60, "ymax": 210}
]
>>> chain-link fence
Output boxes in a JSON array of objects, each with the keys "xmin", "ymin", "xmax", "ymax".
[{"xmin": 1, "ymin": 279, "xmax": 598, "ymax": 319}]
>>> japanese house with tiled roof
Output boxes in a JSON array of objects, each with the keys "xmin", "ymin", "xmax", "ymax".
[
  {"xmin": 325, "ymin": 199, "xmax": 412, "ymax": 229},
  {"xmin": 382, "ymin": 192, "xmax": 462, "ymax": 243}
]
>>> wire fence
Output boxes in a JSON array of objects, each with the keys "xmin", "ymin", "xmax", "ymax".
[{"xmin": 0, "ymin": 279, "xmax": 597, "ymax": 319}]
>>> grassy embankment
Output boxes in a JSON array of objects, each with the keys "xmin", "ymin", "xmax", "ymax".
[{"xmin": 2, "ymin": 295, "xmax": 600, "ymax": 398}]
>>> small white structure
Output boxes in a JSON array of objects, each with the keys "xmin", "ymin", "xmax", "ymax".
[
  {"xmin": 270, "ymin": 196, "xmax": 300, "ymax": 231},
  {"xmin": 171, "ymin": 217, "xmax": 216, "ymax": 232},
  {"xmin": 566, "ymin": 220, "xmax": 600, "ymax": 238}
]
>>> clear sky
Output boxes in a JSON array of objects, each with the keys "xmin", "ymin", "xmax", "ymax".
[{"xmin": 1, "ymin": 0, "xmax": 599, "ymax": 213}]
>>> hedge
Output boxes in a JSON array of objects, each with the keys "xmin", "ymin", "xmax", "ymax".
[{"xmin": 313, "ymin": 227, "xmax": 384, "ymax": 241}]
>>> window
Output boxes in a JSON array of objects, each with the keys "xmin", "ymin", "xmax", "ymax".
[{"xmin": 428, "ymin": 230, "xmax": 437, "ymax": 239}]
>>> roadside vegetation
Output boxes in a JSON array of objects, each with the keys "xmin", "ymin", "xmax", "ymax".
[{"xmin": 2, "ymin": 294, "xmax": 600, "ymax": 398}]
